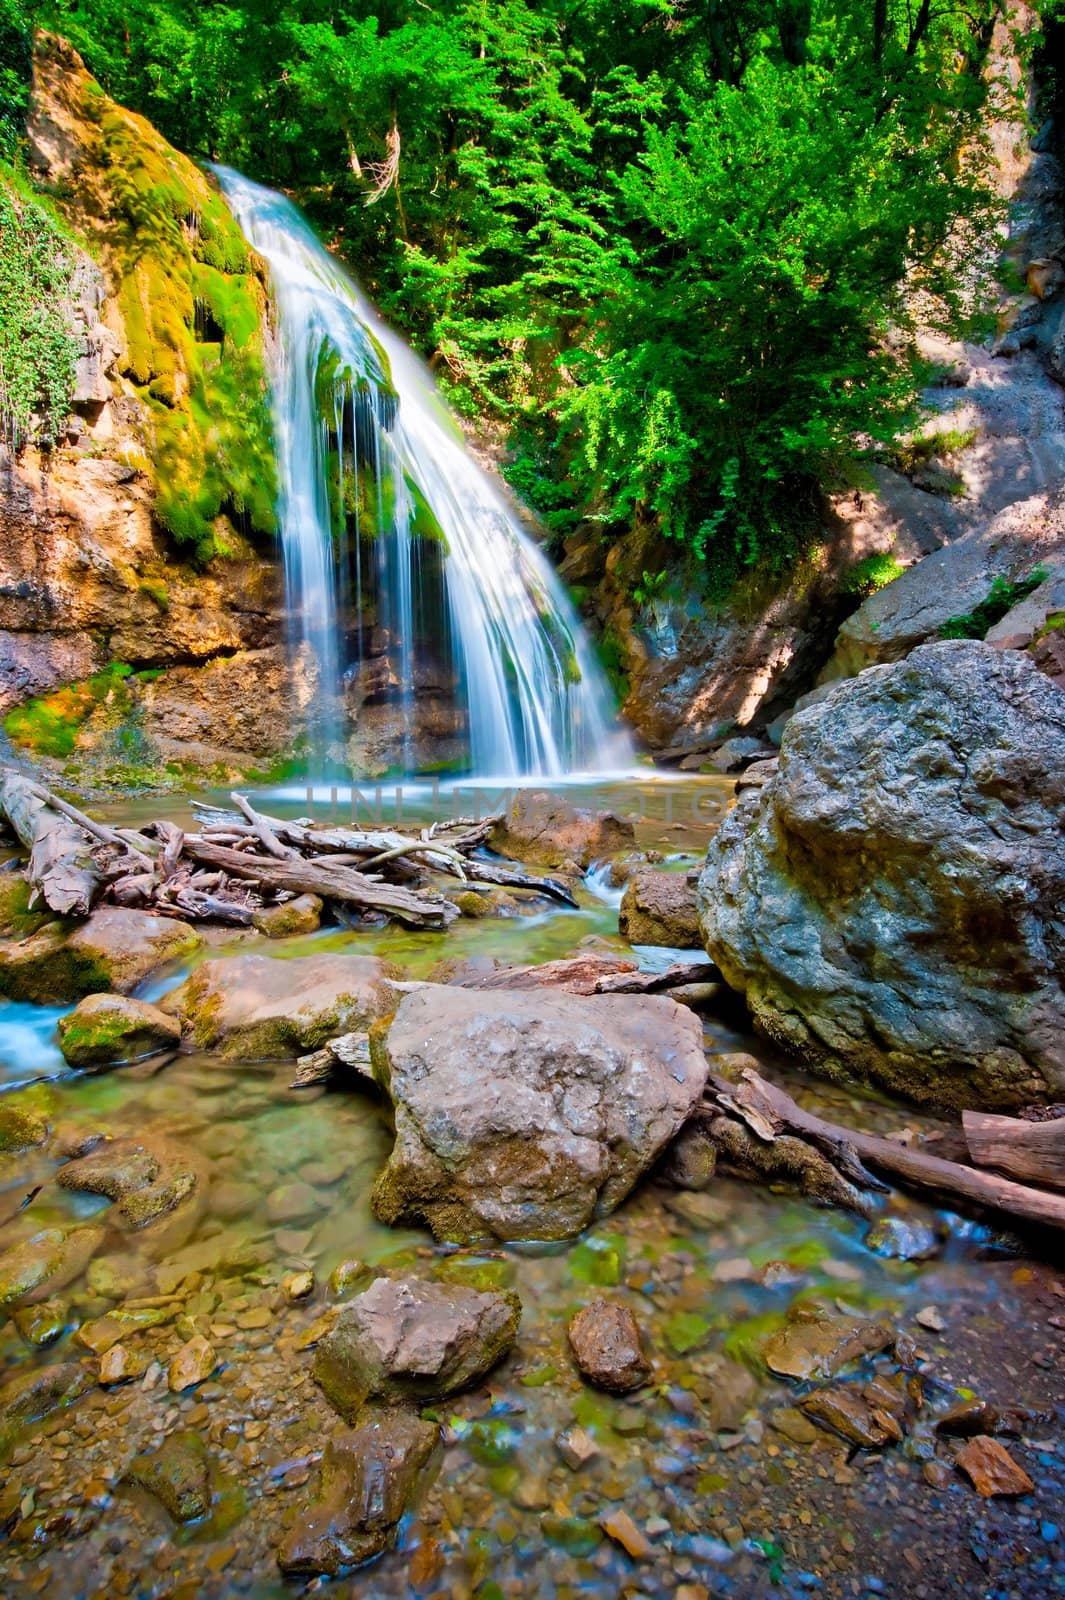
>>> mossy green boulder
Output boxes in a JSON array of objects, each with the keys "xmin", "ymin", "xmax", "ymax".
[{"xmin": 57, "ymin": 992, "xmax": 181, "ymax": 1068}]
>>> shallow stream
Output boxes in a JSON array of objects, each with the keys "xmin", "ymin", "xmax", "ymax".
[{"xmin": 0, "ymin": 776, "xmax": 1061, "ymax": 1598}]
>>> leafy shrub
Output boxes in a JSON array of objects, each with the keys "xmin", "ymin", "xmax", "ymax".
[
  {"xmin": 940, "ymin": 568, "xmax": 1048, "ymax": 640},
  {"xmin": 842, "ymin": 553, "xmax": 907, "ymax": 597},
  {"xmin": 0, "ymin": 177, "xmax": 78, "ymax": 448}
]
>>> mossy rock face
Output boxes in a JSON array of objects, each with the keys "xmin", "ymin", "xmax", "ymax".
[
  {"xmin": 57, "ymin": 992, "xmax": 182, "ymax": 1069},
  {"xmin": 31, "ymin": 36, "xmax": 277, "ymax": 562},
  {"xmin": 0, "ymin": 875, "xmax": 51, "ymax": 940}
]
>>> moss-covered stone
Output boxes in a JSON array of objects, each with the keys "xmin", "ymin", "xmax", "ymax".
[
  {"xmin": 0, "ymin": 1100, "xmax": 49, "ymax": 1153},
  {"xmin": 0, "ymin": 874, "xmax": 51, "ymax": 939},
  {"xmin": 0, "ymin": 909, "xmax": 200, "ymax": 1004},
  {"xmin": 0, "ymin": 1362, "xmax": 94, "ymax": 1461},
  {"xmin": 0, "ymin": 1224, "xmax": 105, "ymax": 1311},
  {"xmin": 252, "ymin": 894, "xmax": 323, "ymax": 939},
  {"xmin": 57, "ymin": 992, "xmax": 181, "ymax": 1069}
]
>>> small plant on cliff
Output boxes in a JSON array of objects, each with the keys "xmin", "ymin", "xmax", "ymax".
[
  {"xmin": 939, "ymin": 567, "xmax": 1049, "ymax": 640},
  {"xmin": 842, "ymin": 553, "xmax": 907, "ymax": 597},
  {"xmin": 0, "ymin": 177, "xmax": 79, "ymax": 450}
]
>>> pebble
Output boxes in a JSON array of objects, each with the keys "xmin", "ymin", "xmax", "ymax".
[
  {"xmin": 168, "ymin": 1335, "xmax": 218, "ymax": 1393},
  {"xmin": 600, "ymin": 1508, "xmax": 653, "ymax": 1558},
  {"xmin": 556, "ymin": 1427, "xmax": 600, "ymax": 1470},
  {"xmin": 282, "ymin": 1271, "xmax": 315, "ymax": 1303}
]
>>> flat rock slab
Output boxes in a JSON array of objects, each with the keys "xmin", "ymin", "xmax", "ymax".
[
  {"xmin": 371, "ymin": 985, "xmax": 709, "ymax": 1242},
  {"xmin": 161, "ymin": 952, "xmax": 398, "ymax": 1059},
  {"xmin": 313, "ymin": 1275, "xmax": 520, "ymax": 1420},
  {"xmin": 763, "ymin": 1313, "xmax": 895, "ymax": 1382}
]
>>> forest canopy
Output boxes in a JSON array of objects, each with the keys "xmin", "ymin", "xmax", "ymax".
[{"xmin": 5, "ymin": 0, "xmax": 1039, "ymax": 587}]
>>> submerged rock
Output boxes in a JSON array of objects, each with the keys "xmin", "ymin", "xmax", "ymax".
[
  {"xmin": 57, "ymin": 992, "xmax": 181, "ymax": 1068},
  {"xmin": 277, "ymin": 1409, "xmax": 438, "ymax": 1576},
  {"xmin": 567, "ymin": 1300, "xmax": 651, "ymax": 1394},
  {"xmin": 865, "ymin": 1215, "xmax": 941, "ymax": 1261},
  {"xmin": 490, "ymin": 789, "xmax": 635, "ymax": 873},
  {"xmin": 161, "ymin": 951, "xmax": 397, "ymax": 1058},
  {"xmin": 698, "ymin": 642, "xmax": 1065, "ymax": 1107},
  {"xmin": 0, "ymin": 1100, "xmax": 50, "ymax": 1153},
  {"xmin": 168, "ymin": 1334, "xmax": 218, "ymax": 1392},
  {"xmin": 618, "ymin": 868, "xmax": 701, "ymax": 949},
  {"xmin": 0, "ymin": 1225, "xmax": 105, "ymax": 1311},
  {"xmin": 127, "ymin": 1431, "xmax": 212, "ymax": 1522},
  {"xmin": 0, "ymin": 1362, "xmax": 93, "ymax": 1457},
  {"xmin": 313, "ymin": 1275, "xmax": 520, "ymax": 1420},
  {"xmin": 371, "ymin": 985, "xmax": 708, "ymax": 1242},
  {"xmin": 763, "ymin": 1310, "xmax": 894, "ymax": 1381},
  {"xmin": 0, "ymin": 908, "xmax": 200, "ymax": 1004},
  {"xmin": 57, "ymin": 1134, "xmax": 204, "ymax": 1233}
]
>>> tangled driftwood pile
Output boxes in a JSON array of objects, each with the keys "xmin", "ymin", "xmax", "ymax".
[{"xmin": 0, "ymin": 768, "xmax": 577, "ymax": 931}]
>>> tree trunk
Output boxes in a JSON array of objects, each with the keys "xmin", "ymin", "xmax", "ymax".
[
  {"xmin": 0, "ymin": 768, "xmax": 103, "ymax": 916},
  {"xmin": 963, "ymin": 1109, "xmax": 1065, "ymax": 1192}
]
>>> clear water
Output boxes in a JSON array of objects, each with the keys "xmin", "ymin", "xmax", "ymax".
[{"xmin": 215, "ymin": 167, "xmax": 629, "ymax": 778}]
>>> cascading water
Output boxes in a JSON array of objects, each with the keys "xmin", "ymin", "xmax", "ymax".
[{"xmin": 215, "ymin": 167, "xmax": 629, "ymax": 778}]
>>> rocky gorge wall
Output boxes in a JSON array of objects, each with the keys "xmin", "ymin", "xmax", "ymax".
[{"xmin": 0, "ymin": 36, "xmax": 299, "ymax": 787}]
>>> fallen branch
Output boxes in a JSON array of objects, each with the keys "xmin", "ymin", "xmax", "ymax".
[
  {"xmin": 231, "ymin": 792, "xmax": 296, "ymax": 861},
  {"xmin": 181, "ymin": 835, "xmax": 457, "ymax": 929},
  {"xmin": 704, "ymin": 1068, "xmax": 1065, "ymax": 1233},
  {"xmin": 962, "ymin": 1108, "xmax": 1065, "ymax": 1193},
  {"xmin": 0, "ymin": 768, "xmax": 104, "ymax": 915}
]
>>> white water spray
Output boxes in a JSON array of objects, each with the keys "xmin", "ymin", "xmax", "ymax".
[{"xmin": 216, "ymin": 168, "xmax": 628, "ymax": 777}]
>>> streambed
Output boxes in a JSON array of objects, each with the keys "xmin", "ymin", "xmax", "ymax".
[{"xmin": 0, "ymin": 777, "xmax": 1061, "ymax": 1599}]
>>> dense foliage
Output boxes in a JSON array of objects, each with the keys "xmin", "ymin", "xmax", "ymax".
[
  {"xmin": 17, "ymin": 0, "xmax": 1030, "ymax": 585},
  {"xmin": 0, "ymin": 172, "xmax": 77, "ymax": 448}
]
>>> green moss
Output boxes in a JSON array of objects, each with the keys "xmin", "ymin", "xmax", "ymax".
[
  {"xmin": 842, "ymin": 552, "xmax": 906, "ymax": 597},
  {"xmin": 3, "ymin": 662, "xmax": 133, "ymax": 757},
  {"xmin": 0, "ymin": 1100, "xmax": 49, "ymax": 1153},
  {"xmin": 0, "ymin": 875, "xmax": 50, "ymax": 939},
  {"xmin": 70, "ymin": 78, "xmax": 277, "ymax": 561},
  {"xmin": 891, "ymin": 426, "xmax": 976, "ymax": 475}
]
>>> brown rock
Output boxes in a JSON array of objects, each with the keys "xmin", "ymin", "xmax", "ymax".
[
  {"xmin": 253, "ymin": 894, "xmax": 323, "ymax": 939},
  {"xmin": 168, "ymin": 1334, "xmax": 218, "ymax": 1393},
  {"xmin": 600, "ymin": 1508, "xmax": 653, "ymax": 1559},
  {"xmin": 313, "ymin": 1275, "xmax": 520, "ymax": 1420},
  {"xmin": 99, "ymin": 1344, "xmax": 150, "ymax": 1385},
  {"xmin": 161, "ymin": 952, "xmax": 397, "ymax": 1059},
  {"xmin": 490, "ymin": 789, "xmax": 635, "ymax": 873},
  {"xmin": 955, "ymin": 1435, "xmax": 1035, "ymax": 1498},
  {"xmin": 277, "ymin": 1410, "xmax": 438, "ymax": 1576},
  {"xmin": 800, "ymin": 1384, "xmax": 896, "ymax": 1449},
  {"xmin": 567, "ymin": 1300, "xmax": 650, "ymax": 1394},
  {"xmin": 618, "ymin": 868, "xmax": 701, "ymax": 949},
  {"xmin": 763, "ymin": 1312, "xmax": 894, "ymax": 1381}
]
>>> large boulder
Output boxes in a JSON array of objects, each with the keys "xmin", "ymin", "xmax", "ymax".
[
  {"xmin": 618, "ymin": 868, "xmax": 701, "ymax": 949},
  {"xmin": 160, "ymin": 952, "xmax": 397, "ymax": 1059},
  {"xmin": 490, "ymin": 789, "xmax": 635, "ymax": 873},
  {"xmin": 0, "ymin": 908, "xmax": 200, "ymax": 1004},
  {"xmin": 698, "ymin": 641, "xmax": 1065, "ymax": 1108},
  {"xmin": 312, "ymin": 1275, "xmax": 520, "ymax": 1419},
  {"xmin": 371, "ymin": 985, "xmax": 708, "ymax": 1241}
]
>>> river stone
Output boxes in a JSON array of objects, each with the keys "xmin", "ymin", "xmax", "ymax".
[
  {"xmin": 763, "ymin": 1311, "xmax": 895, "ymax": 1381},
  {"xmin": 698, "ymin": 641, "xmax": 1065, "ymax": 1108},
  {"xmin": 490, "ymin": 789, "xmax": 636, "ymax": 873},
  {"xmin": 0, "ymin": 909, "xmax": 201, "ymax": 1004},
  {"xmin": 0, "ymin": 1224, "xmax": 105, "ymax": 1311},
  {"xmin": 57, "ymin": 992, "xmax": 182, "ymax": 1068},
  {"xmin": 160, "ymin": 952, "xmax": 397, "ymax": 1058},
  {"xmin": 312, "ymin": 1275, "xmax": 520, "ymax": 1420},
  {"xmin": 127, "ymin": 1431, "xmax": 212, "ymax": 1521},
  {"xmin": 252, "ymin": 893, "xmax": 323, "ymax": 938},
  {"xmin": 567, "ymin": 1300, "xmax": 651, "ymax": 1393},
  {"xmin": 618, "ymin": 868, "xmax": 701, "ymax": 949},
  {"xmin": 277, "ymin": 1409, "xmax": 438, "ymax": 1576},
  {"xmin": 371, "ymin": 985, "xmax": 708, "ymax": 1242}
]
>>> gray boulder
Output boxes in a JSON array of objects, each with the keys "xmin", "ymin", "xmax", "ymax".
[
  {"xmin": 371, "ymin": 985, "xmax": 708, "ymax": 1241},
  {"xmin": 312, "ymin": 1275, "xmax": 520, "ymax": 1419},
  {"xmin": 698, "ymin": 641, "xmax": 1065, "ymax": 1108}
]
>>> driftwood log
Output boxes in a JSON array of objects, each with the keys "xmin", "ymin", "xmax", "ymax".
[
  {"xmin": 701, "ymin": 1067, "xmax": 1065, "ymax": 1234},
  {"xmin": 0, "ymin": 769, "xmax": 103, "ymax": 915},
  {"xmin": 962, "ymin": 1108, "xmax": 1065, "ymax": 1193}
]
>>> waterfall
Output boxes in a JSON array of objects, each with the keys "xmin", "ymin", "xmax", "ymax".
[{"xmin": 215, "ymin": 168, "xmax": 629, "ymax": 778}]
